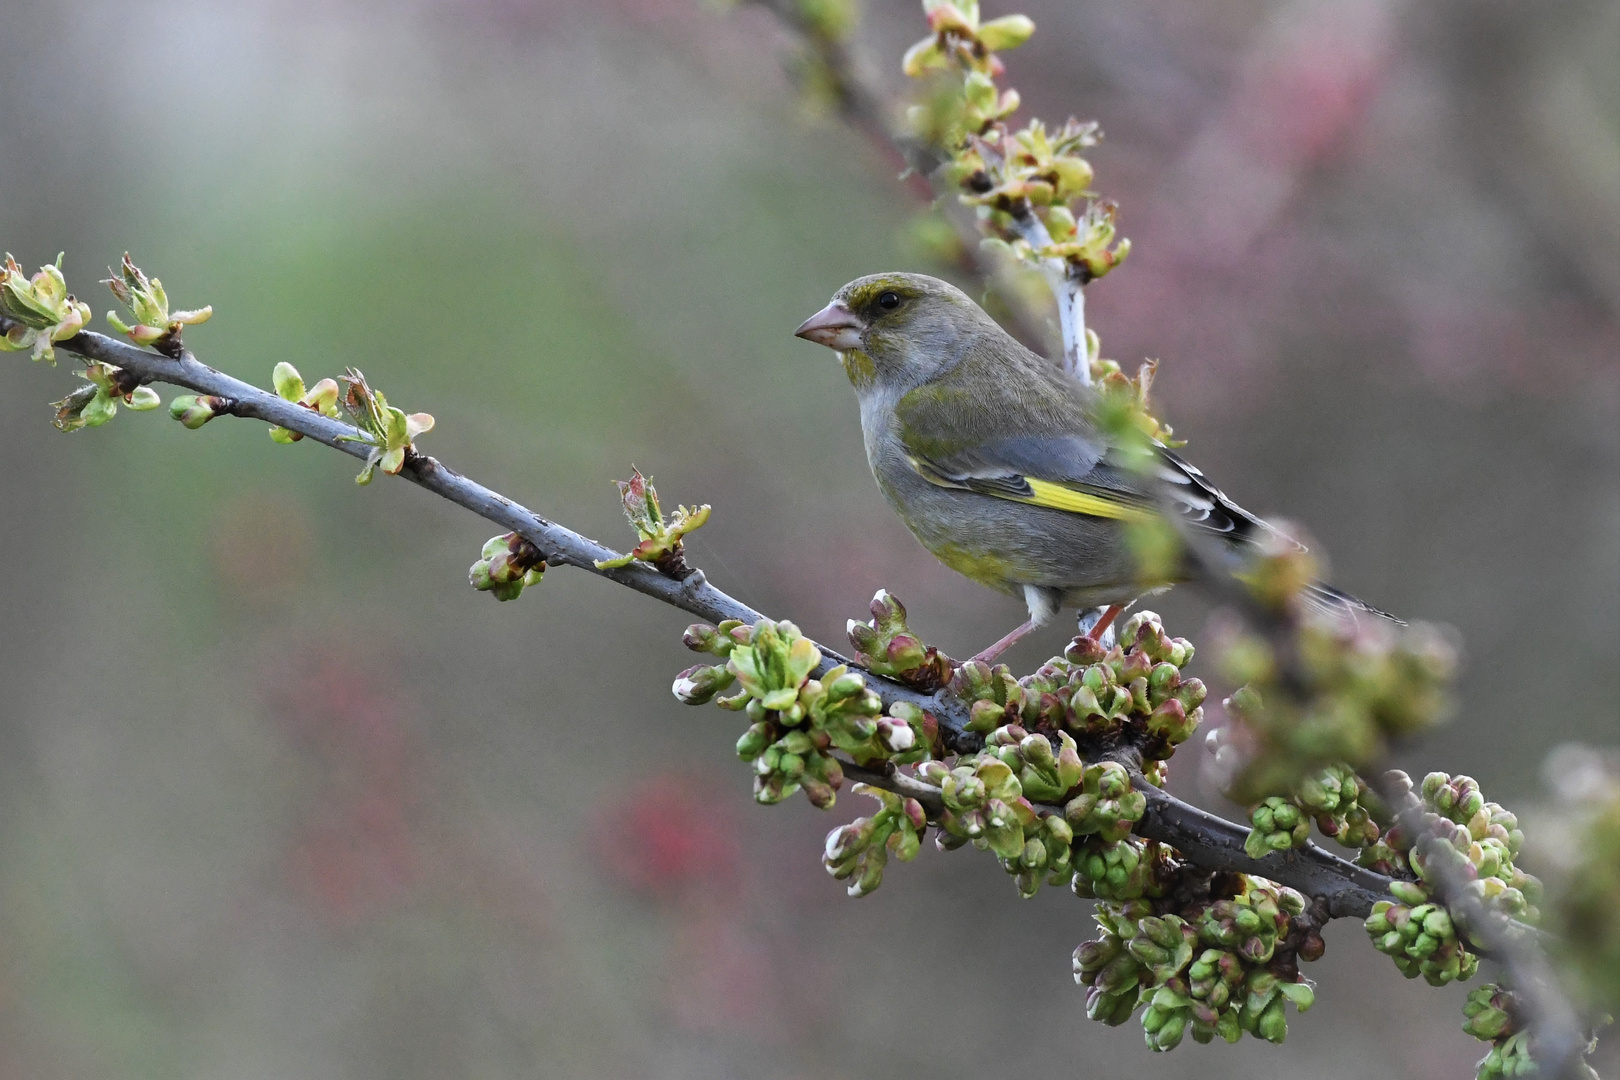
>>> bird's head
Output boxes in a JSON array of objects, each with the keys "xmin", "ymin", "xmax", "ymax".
[{"xmin": 794, "ymin": 272, "xmax": 999, "ymax": 391}]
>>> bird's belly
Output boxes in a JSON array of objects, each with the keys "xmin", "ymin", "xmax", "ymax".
[{"xmin": 869, "ymin": 454, "xmax": 1141, "ymax": 604}]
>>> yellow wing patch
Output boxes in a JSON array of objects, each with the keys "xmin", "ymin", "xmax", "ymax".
[
  {"xmin": 906, "ymin": 456, "xmax": 1156, "ymax": 523},
  {"xmin": 1017, "ymin": 478, "xmax": 1157, "ymax": 523}
]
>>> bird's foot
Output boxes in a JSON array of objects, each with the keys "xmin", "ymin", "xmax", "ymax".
[
  {"xmin": 969, "ymin": 619, "xmax": 1037, "ymax": 666},
  {"xmin": 1084, "ymin": 604, "xmax": 1124, "ymax": 642}
]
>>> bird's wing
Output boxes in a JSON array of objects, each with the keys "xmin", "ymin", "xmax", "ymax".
[{"xmin": 896, "ymin": 380, "xmax": 1269, "ymax": 538}]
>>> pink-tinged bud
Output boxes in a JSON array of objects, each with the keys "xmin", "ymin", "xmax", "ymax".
[
  {"xmin": 869, "ymin": 588, "xmax": 906, "ymax": 627},
  {"xmin": 903, "ymin": 798, "xmax": 928, "ymax": 832},
  {"xmin": 801, "ymin": 778, "xmax": 836, "ymax": 809},
  {"xmin": 924, "ymin": 3, "xmax": 974, "ymax": 36},
  {"xmin": 672, "ymin": 664, "xmax": 734, "ymax": 706},
  {"xmin": 302, "ymin": 378, "xmax": 341, "ymax": 418},
  {"xmin": 1065, "ymin": 636, "xmax": 1107, "ymax": 664},
  {"xmin": 824, "ymin": 820, "xmax": 873, "ymax": 863},
  {"xmin": 875, "ymin": 718, "xmax": 915, "ymax": 754},
  {"xmin": 683, "ymin": 624, "xmax": 719, "ymax": 653}
]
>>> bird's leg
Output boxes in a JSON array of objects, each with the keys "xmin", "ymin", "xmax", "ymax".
[
  {"xmin": 1085, "ymin": 604, "xmax": 1124, "ymax": 642},
  {"xmin": 969, "ymin": 619, "xmax": 1039, "ymax": 666}
]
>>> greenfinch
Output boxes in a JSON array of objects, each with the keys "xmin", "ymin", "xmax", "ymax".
[{"xmin": 794, "ymin": 272, "xmax": 1394, "ymax": 661}]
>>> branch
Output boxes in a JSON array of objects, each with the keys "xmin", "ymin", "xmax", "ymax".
[
  {"xmin": 26, "ymin": 321, "xmax": 959, "ymax": 725},
  {"xmin": 1376, "ymin": 776, "xmax": 1590, "ymax": 1080},
  {"xmin": 18, "ymin": 318, "xmax": 1403, "ymax": 926},
  {"xmin": 751, "ymin": 0, "xmax": 1091, "ymax": 382},
  {"xmin": 1165, "ymin": 501, "xmax": 1588, "ymax": 1072},
  {"xmin": 1005, "ymin": 210, "xmax": 1088, "ymax": 380},
  {"xmin": 1129, "ymin": 761, "xmax": 1392, "ymax": 919}
]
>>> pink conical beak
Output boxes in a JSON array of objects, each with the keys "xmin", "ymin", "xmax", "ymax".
[{"xmin": 794, "ymin": 301, "xmax": 865, "ymax": 350}]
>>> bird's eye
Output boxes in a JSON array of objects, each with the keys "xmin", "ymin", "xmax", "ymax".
[{"xmin": 877, "ymin": 290, "xmax": 902, "ymax": 311}]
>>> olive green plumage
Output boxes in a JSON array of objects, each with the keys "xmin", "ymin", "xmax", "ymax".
[{"xmin": 794, "ymin": 272, "xmax": 1392, "ymax": 639}]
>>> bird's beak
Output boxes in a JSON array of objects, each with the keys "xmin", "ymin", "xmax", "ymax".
[{"xmin": 794, "ymin": 301, "xmax": 865, "ymax": 351}]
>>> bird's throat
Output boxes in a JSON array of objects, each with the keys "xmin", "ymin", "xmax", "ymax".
[{"xmin": 839, "ymin": 348, "xmax": 878, "ymax": 389}]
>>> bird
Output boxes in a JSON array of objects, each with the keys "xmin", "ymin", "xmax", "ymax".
[{"xmin": 793, "ymin": 271, "xmax": 1396, "ymax": 663}]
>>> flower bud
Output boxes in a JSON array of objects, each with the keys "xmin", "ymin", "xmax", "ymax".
[
  {"xmin": 875, "ymin": 717, "xmax": 915, "ymax": 754},
  {"xmin": 735, "ymin": 722, "xmax": 773, "ymax": 760},
  {"xmin": 168, "ymin": 394, "xmax": 225, "ymax": 429},
  {"xmin": 670, "ymin": 664, "xmax": 734, "ymax": 706}
]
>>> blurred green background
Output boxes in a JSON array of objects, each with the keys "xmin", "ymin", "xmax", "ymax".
[{"xmin": 0, "ymin": 0, "xmax": 1615, "ymax": 1077}]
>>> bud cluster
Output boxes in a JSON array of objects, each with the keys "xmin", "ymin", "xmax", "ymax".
[
  {"xmin": 1242, "ymin": 763, "xmax": 1379, "ymax": 859},
  {"xmin": 1212, "ymin": 604, "xmax": 1457, "ymax": 803},
  {"xmin": 1066, "ymin": 760, "xmax": 1147, "ymax": 841},
  {"xmin": 103, "ymin": 253, "xmax": 212, "ymax": 356},
  {"xmin": 1070, "ymin": 836, "xmax": 1177, "ymax": 902},
  {"xmin": 984, "ymin": 721, "xmax": 1083, "ymax": 802},
  {"xmin": 912, "ymin": 713, "xmax": 1163, "ymax": 900},
  {"xmin": 1244, "ymin": 796, "xmax": 1310, "ymax": 859},
  {"xmin": 822, "ymin": 783, "xmax": 928, "ymax": 897},
  {"xmin": 674, "ymin": 619, "xmax": 934, "ymax": 810},
  {"xmin": 1473, "ymin": 1029, "xmax": 1544, "ymax": 1080},
  {"xmin": 847, "ymin": 590, "xmax": 954, "ymax": 691},
  {"xmin": 335, "ymin": 368, "xmax": 436, "ymax": 485},
  {"xmin": 1074, "ymin": 878, "xmax": 1317, "ymax": 1050},
  {"xmin": 1085, "ymin": 351, "xmax": 1183, "ymax": 451},
  {"xmin": 594, "ymin": 469, "xmax": 710, "ymax": 576},
  {"xmin": 1461, "ymin": 983, "xmax": 1604, "ymax": 1080},
  {"xmin": 1360, "ymin": 770, "xmax": 1541, "ymax": 987},
  {"xmin": 913, "ymin": 742, "xmax": 1073, "ymax": 897},
  {"xmin": 1412, "ymin": 772, "xmax": 1537, "ymax": 916},
  {"xmin": 1369, "ymin": 771, "xmax": 1541, "ymax": 917},
  {"xmin": 266, "ymin": 361, "xmax": 342, "ymax": 442},
  {"xmin": 0, "ymin": 254, "xmax": 91, "ymax": 364},
  {"xmin": 1364, "ymin": 879, "xmax": 1478, "ymax": 986},
  {"xmin": 731, "ymin": 606, "xmax": 1202, "ymax": 901},
  {"xmin": 1075, "ymin": 901, "xmax": 1190, "ymax": 1028},
  {"xmin": 468, "ymin": 533, "xmax": 546, "ymax": 601},
  {"xmin": 898, "ymin": 1, "xmax": 1129, "ymax": 288},
  {"xmin": 51, "ymin": 360, "xmax": 160, "ymax": 432},
  {"xmin": 1463, "ymin": 982, "xmax": 1520, "ymax": 1043},
  {"xmin": 1298, "ymin": 762, "xmax": 1380, "ymax": 845},
  {"xmin": 948, "ymin": 610, "xmax": 1205, "ymax": 770}
]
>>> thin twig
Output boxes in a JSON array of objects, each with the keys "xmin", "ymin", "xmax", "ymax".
[{"xmin": 1374, "ymin": 775, "xmax": 1590, "ymax": 1080}]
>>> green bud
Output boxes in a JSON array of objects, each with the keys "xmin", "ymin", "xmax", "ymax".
[
  {"xmin": 975, "ymin": 13, "xmax": 1035, "ymax": 51},
  {"xmin": 1389, "ymin": 879, "xmax": 1427, "ymax": 906},
  {"xmin": 736, "ymin": 722, "xmax": 773, "ymax": 760},
  {"xmin": 124, "ymin": 386, "xmax": 161, "ymax": 410},
  {"xmin": 167, "ymin": 393, "xmax": 226, "ymax": 429},
  {"xmin": 272, "ymin": 361, "xmax": 306, "ymax": 401},
  {"xmin": 1256, "ymin": 998, "xmax": 1288, "ymax": 1043}
]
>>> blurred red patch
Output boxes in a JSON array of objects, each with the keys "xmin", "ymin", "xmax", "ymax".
[
  {"xmin": 593, "ymin": 773, "xmax": 739, "ymax": 900},
  {"xmin": 266, "ymin": 649, "xmax": 423, "ymax": 925},
  {"xmin": 210, "ymin": 491, "xmax": 313, "ymax": 603}
]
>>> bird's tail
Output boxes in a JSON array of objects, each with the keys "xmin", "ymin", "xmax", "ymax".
[{"xmin": 1302, "ymin": 581, "xmax": 1406, "ymax": 626}]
